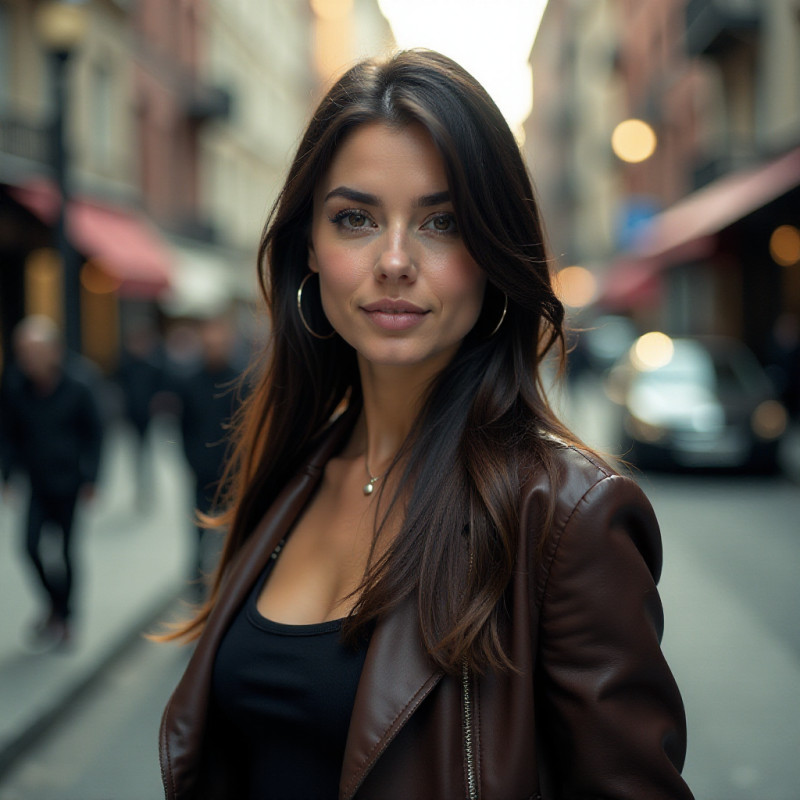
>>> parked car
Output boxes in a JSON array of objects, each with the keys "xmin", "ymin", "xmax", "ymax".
[{"xmin": 605, "ymin": 334, "xmax": 788, "ymax": 471}]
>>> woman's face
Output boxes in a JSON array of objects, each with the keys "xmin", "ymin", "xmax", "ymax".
[{"xmin": 309, "ymin": 122, "xmax": 486, "ymax": 373}]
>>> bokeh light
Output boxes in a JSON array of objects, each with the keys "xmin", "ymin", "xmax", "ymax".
[
  {"xmin": 751, "ymin": 400, "xmax": 788, "ymax": 440},
  {"xmin": 769, "ymin": 224, "xmax": 800, "ymax": 266},
  {"xmin": 35, "ymin": 1, "xmax": 89, "ymax": 52},
  {"xmin": 80, "ymin": 260, "xmax": 120, "ymax": 295},
  {"xmin": 630, "ymin": 331, "xmax": 675, "ymax": 371},
  {"xmin": 611, "ymin": 119, "xmax": 658, "ymax": 164},
  {"xmin": 556, "ymin": 265, "xmax": 598, "ymax": 308}
]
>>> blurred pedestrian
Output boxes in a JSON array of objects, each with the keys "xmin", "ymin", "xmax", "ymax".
[
  {"xmin": 0, "ymin": 315, "xmax": 103, "ymax": 648},
  {"xmin": 174, "ymin": 315, "xmax": 243, "ymax": 592},
  {"xmin": 114, "ymin": 322, "xmax": 165, "ymax": 505},
  {"xmin": 159, "ymin": 51, "xmax": 693, "ymax": 799}
]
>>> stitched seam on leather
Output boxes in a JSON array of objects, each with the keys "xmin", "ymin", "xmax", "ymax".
[
  {"xmin": 475, "ymin": 674, "xmax": 483, "ymax": 798},
  {"xmin": 528, "ymin": 447, "xmax": 615, "ymax": 609},
  {"xmin": 342, "ymin": 676, "xmax": 440, "ymax": 798},
  {"xmin": 160, "ymin": 696, "xmax": 177, "ymax": 800},
  {"xmin": 537, "ymin": 472, "xmax": 611, "ymax": 606},
  {"xmin": 567, "ymin": 446, "xmax": 614, "ymax": 478}
]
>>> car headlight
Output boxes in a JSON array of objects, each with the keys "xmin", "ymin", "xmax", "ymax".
[{"xmin": 751, "ymin": 400, "xmax": 788, "ymax": 440}]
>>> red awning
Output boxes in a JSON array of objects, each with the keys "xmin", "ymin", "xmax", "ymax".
[
  {"xmin": 9, "ymin": 180, "xmax": 173, "ymax": 299},
  {"xmin": 600, "ymin": 147, "xmax": 800, "ymax": 309}
]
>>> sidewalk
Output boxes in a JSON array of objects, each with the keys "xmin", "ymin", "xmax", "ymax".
[{"xmin": 0, "ymin": 416, "xmax": 195, "ymax": 776}]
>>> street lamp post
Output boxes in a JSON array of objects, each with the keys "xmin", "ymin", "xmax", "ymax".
[{"xmin": 35, "ymin": 1, "xmax": 87, "ymax": 355}]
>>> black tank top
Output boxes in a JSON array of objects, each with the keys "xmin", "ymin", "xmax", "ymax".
[{"xmin": 211, "ymin": 543, "xmax": 370, "ymax": 799}]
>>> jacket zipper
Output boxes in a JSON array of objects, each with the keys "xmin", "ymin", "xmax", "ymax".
[{"xmin": 462, "ymin": 659, "xmax": 478, "ymax": 800}]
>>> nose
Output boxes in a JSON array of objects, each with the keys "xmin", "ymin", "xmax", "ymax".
[{"xmin": 373, "ymin": 229, "xmax": 417, "ymax": 284}]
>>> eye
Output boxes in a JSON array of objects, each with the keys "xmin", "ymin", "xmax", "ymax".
[
  {"xmin": 346, "ymin": 212, "xmax": 368, "ymax": 228},
  {"xmin": 422, "ymin": 213, "xmax": 459, "ymax": 235},
  {"xmin": 329, "ymin": 209, "xmax": 375, "ymax": 231}
]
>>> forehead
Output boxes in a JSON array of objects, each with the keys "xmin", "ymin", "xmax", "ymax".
[{"xmin": 318, "ymin": 122, "xmax": 449, "ymax": 197}]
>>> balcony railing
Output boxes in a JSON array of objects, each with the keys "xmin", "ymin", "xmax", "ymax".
[
  {"xmin": 0, "ymin": 116, "xmax": 49, "ymax": 166},
  {"xmin": 686, "ymin": 0, "xmax": 761, "ymax": 57}
]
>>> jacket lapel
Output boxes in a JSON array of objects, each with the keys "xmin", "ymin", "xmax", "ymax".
[{"xmin": 339, "ymin": 593, "xmax": 443, "ymax": 800}]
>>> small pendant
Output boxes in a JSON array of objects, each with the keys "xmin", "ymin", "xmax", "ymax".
[{"xmin": 363, "ymin": 480, "xmax": 375, "ymax": 496}]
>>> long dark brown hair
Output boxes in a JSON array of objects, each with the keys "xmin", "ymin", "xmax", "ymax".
[{"xmin": 169, "ymin": 49, "xmax": 580, "ymax": 675}]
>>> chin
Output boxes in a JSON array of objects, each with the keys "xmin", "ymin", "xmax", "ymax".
[{"xmin": 357, "ymin": 341, "xmax": 460, "ymax": 372}]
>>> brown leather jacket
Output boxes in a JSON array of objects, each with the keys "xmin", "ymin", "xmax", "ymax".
[{"xmin": 160, "ymin": 418, "xmax": 693, "ymax": 800}]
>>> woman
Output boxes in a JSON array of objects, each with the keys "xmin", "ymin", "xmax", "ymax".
[{"xmin": 159, "ymin": 50, "xmax": 693, "ymax": 800}]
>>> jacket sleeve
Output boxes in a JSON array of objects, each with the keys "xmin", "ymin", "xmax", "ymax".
[{"xmin": 534, "ymin": 470, "xmax": 694, "ymax": 800}]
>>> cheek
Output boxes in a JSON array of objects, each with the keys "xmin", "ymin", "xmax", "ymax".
[
  {"xmin": 315, "ymin": 246, "xmax": 361, "ymax": 297},
  {"xmin": 441, "ymin": 257, "xmax": 487, "ymax": 313},
  {"xmin": 312, "ymin": 242, "xmax": 367, "ymax": 328},
  {"xmin": 311, "ymin": 217, "xmax": 370, "ymax": 285}
]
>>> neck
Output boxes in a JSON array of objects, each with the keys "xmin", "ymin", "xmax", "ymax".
[{"xmin": 352, "ymin": 358, "xmax": 441, "ymax": 474}]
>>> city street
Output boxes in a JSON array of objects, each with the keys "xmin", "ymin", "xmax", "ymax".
[
  {"xmin": 0, "ymin": 381, "xmax": 798, "ymax": 800},
  {"xmin": 647, "ymin": 471, "xmax": 800, "ymax": 800},
  {"xmin": 0, "ymin": 412, "xmax": 195, "ymax": 796},
  {"xmin": 0, "ymin": 636, "xmax": 190, "ymax": 800},
  {"xmin": 2, "ymin": 1, "xmax": 799, "ymax": 799}
]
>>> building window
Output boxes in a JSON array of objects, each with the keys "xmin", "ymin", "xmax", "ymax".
[{"xmin": 90, "ymin": 60, "xmax": 113, "ymax": 168}]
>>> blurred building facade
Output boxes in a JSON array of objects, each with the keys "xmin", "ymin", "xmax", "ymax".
[
  {"xmin": 529, "ymin": 0, "xmax": 800, "ymax": 362},
  {"xmin": 0, "ymin": 0, "xmax": 172, "ymax": 370},
  {"xmin": 0, "ymin": 0, "xmax": 392, "ymax": 374},
  {"xmin": 527, "ymin": 0, "xmax": 624, "ymax": 271},
  {"xmin": 151, "ymin": 0, "xmax": 314, "ymax": 321}
]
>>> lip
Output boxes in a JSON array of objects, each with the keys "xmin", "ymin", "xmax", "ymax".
[
  {"xmin": 361, "ymin": 299, "xmax": 427, "ymax": 314},
  {"xmin": 360, "ymin": 299, "xmax": 429, "ymax": 331}
]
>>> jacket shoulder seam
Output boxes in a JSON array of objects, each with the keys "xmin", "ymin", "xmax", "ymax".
[
  {"xmin": 536, "ymin": 459, "xmax": 616, "ymax": 605},
  {"xmin": 553, "ymin": 440, "xmax": 616, "ymax": 478}
]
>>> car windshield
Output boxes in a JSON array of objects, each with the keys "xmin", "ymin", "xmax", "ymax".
[{"xmin": 636, "ymin": 339, "xmax": 770, "ymax": 396}]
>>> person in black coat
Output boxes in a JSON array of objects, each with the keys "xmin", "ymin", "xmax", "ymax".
[
  {"xmin": 0, "ymin": 316, "xmax": 103, "ymax": 647},
  {"xmin": 174, "ymin": 316, "xmax": 243, "ymax": 592},
  {"xmin": 115, "ymin": 323, "xmax": 166, "ymax": 505}
]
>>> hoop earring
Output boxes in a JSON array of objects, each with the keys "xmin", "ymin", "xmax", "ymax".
[
  {"xmin": 297, "ymin": 273, "xmax": 335, "ymax": 340},
  {"xmin": 488, "ymin": 293, "xmax": 508, "ymax": 337}
]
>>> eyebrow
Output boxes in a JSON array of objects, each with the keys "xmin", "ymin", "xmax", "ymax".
[{"xmin": 323, "ymin": 186, "xmax": 451, "ymax": 208}]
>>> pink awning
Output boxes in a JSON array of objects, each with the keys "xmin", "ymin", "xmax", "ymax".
[
  {"xmin": 600, "ymin": 147, "xmax": 800, "ymax": 309},
  {"xmin": 629, "ymin": 147, "xmax": 800, "ymax": 265},
  {"xmin": 10, "ymin": 180, "xmax": 173, "ymax": 299}
]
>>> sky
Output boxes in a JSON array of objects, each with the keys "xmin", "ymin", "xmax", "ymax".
[{"xmin": 378, "ymin": 0, "xmax": 550, "ymax": 138}]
